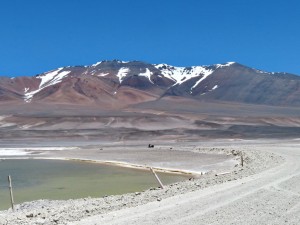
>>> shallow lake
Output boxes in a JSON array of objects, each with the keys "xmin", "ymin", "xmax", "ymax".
[{"xmin": 0, "ymin": 159, "xmax": 188, "ymax": 210}]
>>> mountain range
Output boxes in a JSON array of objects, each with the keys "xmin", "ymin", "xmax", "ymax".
[
  {"xmin": 1, "ymin": 60, "xmax": 300, "ymax": 108},
  {"xmin": 1, "ymin": 60, "xmax": 300, "ymax": 143}
]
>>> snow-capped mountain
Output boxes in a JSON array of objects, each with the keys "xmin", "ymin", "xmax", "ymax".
[{"xmin": 1, "ymin": 60, "xmax": 300, "ymax": 107}]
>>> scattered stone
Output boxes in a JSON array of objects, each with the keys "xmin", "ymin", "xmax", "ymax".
[{"xmin": 231, "ymin": 150, "xmax": 239, "ymax": 156}]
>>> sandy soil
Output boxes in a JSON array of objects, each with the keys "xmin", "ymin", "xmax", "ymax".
[{"xmin": 0, "ymin": 139, "xmax": 295, "ymax": 225}]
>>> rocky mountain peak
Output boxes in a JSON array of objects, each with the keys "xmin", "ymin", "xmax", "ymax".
[{"xmin": 0, "ymin": 60, "xmax": 299, "ymax": 107}]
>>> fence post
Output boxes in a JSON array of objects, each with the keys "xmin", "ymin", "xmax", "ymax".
[
  {"xmin": 8, "ymin": 175, "xmax": 14, "ymax": 210},
  {"xmin": 150, "ymin": 167, "xmax": 164, "ymax": 189},
  {"xmin": 241, "ymin": 155, "xmax": 244, "ymax": 167}
]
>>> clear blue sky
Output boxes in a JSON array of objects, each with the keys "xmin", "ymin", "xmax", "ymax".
[{"xmin": 1, "ymin": 0, "xmax": 300, "ymax": 76}]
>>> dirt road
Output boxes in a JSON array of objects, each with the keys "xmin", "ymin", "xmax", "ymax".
[{"xmin": 76, "ymin": 142, "xmax": 300, "ymax": 225}]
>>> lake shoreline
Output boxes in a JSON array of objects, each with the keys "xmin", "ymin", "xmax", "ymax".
[
  {"xmin": 0, "ymin": 144, "xmax": 238, "ymax": 176},
  {"xmin": 0, "ymin": 157, "xmax": 201, "ymax": 176},
  {"xmin": 0, "ymin": 142, "xmax": 285, "ymax": 224}
]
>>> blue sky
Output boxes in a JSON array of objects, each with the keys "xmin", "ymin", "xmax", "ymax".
[{"xmin": 1, "ymin": 0, "xmax": 300, "ymax": 76}]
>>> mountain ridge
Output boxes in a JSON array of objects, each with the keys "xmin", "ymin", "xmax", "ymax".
[{"xmin": 1, "ymin": 60, "xmax": 300, "ymax": 107}]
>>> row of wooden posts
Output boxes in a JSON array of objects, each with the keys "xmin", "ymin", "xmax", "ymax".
[
  {"xmin": 5, "ymin": 156, "xmax": 244, "ymax": 211},
  {"xmin": 5, "ymin": 167, "xmax": 164, "ymax": 211},
  {"xmin": 7, "ymin": 175, "xmax": 14, "ymax": 210}
]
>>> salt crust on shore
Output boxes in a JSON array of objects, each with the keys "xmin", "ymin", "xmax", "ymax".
[
  {"xmin": 0, "ymin": 147, "xmax": 78, "ymax": 158},
  {"xmin": 0, "ymin": 147, "xmax": 283, "ymax": 225}
]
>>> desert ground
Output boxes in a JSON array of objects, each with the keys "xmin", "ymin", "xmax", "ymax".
[
  {"xmin": 0, "ymin": 101, "xmax": 299, "ymax": 224},
  {"xmin": 0, "ymin": 138, "xmax": 299, "ymax": 225},
  {"xmin": 76, "ymin": 139, "xmax": 300, "ymax": 225}
]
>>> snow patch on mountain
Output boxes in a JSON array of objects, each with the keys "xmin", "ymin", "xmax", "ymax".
[
  {"xmin": 117, "ymin": 67, "xmax": 130, "ymax": 83},
  {"xmin": 189, "ymin": 67, "xmax": 214, "ymax": 89},
  {"xmin": 97, "ymin": 73, "xmax": 109, "ymax": 77},
  {"xmin": 39, "ymin": 69, "xmax": 71, "ymax": 89},
  {"xmin": 92, "ymin": 60, "xmax": 129, "ymax": 67},
  {"xmin": 24, "ymin": 89, "xmax": 42, "ymax": 103},
  {"xmin": 211, "ymin": 85, "xmax": 218, "ymax": 90},
  {"xmin": 253, "ymin": 68, "xmax": 279, "ymax": 75},
  {"xmin": 154, "ymin": 64, "xmax": 183, "ymax": 83},
  {"xmin": 156, "ymin": 62, "xmax": 236, "ymax": 91},
  {"xmin": 92, "ymin": 61, "xmax": 102, "ymax": 67},
  {"xmin": 118, "ymin": 60, "xmax": 129, "ymax": 64},
  {"xmin": 216, "ymin": 62, "xmax": 235, "ymax": 68},
  {"xmin": 23, "ymin": 68, "xmax": 71, "ymax": 102},
  {"xmin": 155, "ymin": 64, "xmax": 214, "ymax": 86},
  {"xmin": 139, "ymin": 68, "xmax": 154, "ymax": 84}
]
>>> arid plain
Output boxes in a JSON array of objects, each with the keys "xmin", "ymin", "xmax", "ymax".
[{"xmin": 0, "ymin": 98, "xmax": 299, "ymax": 224}]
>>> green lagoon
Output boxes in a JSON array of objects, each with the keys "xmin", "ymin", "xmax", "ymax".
[{"xmin": 0, "ymin": 159, "xmax": 187, "ymax": 210}]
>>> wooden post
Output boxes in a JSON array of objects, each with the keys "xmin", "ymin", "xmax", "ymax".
[
  {"xmin": 241, "ymin": 155, "xmax": 244, "ymax": 167},
  {"xmin": 8, "ymin": 175, "xmax": 14, "ymax": 210},
  {"xmin": 150, "ymin": 167, "xmax": 164, "ymax": 189}
]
